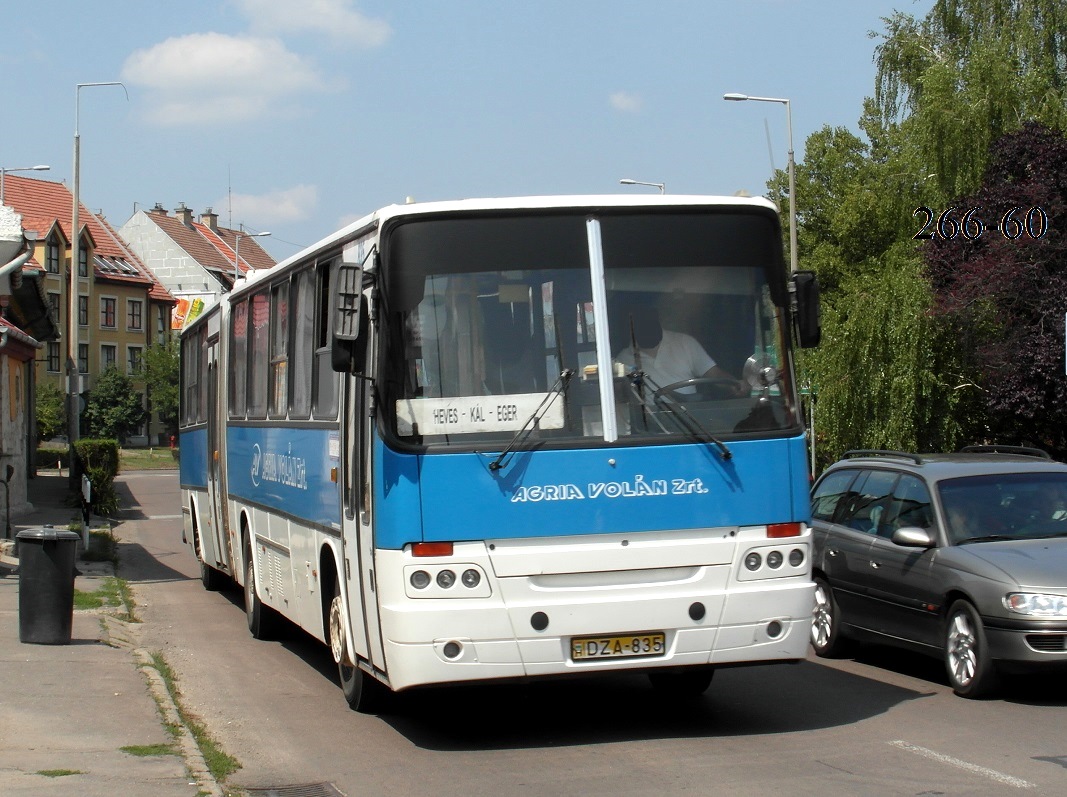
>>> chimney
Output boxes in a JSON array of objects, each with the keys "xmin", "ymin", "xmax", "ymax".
[
  {"xmin": 199, "ymin": 207, "xmax": 219, "ymax": 232},
  {"xmin": 150, "ymin": 203, "xmax": 167, "ymax": 216},
  {"xmin": 174, "ymin": 202, "xmax": 193, "ymax": 226}
]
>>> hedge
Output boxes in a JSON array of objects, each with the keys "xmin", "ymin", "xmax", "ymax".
[{"xmin": 74, "ymin": 439, "xmax": 120, "ymax": 516}]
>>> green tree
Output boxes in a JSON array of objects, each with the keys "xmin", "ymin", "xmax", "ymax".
[
  {"xmin": 873, "ymin": 0, "xmax": 1067, "ymax": 199},
  {"xmin": 806, "ymin": 244, "xmax": 961, "ymax": 468},
  {"xmin": 35, "ymin": 381, "xmax": 67, "ymax": 442},
  {"xmin": 782, "ymin": 0, "xmax": 1067, "ymax": 467},
  {"xmin": 924, "ymin": 123, "xmax": 1067, "ymax": 454},
  {"xmin": 84, "ymin": 367, "xmax": 146, "ymax": 441},
  {"xmin": 142, "ymin": 337, "xmax": 180, "ymax": 433}
]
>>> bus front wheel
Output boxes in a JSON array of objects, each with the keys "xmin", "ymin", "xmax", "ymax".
[
  {"xmin": 193, "ymin": 524, "xmax": 224, "ymax": 592},
  {"xmin": 244, "ymin": 540, "xmax": 277, "ymax": 640},
  {"xmin": 329, "ymin": 584, "xmax": 388, "ymax": 713}
]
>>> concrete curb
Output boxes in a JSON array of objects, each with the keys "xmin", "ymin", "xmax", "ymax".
[
  {"xmin": 91, "ymin": 571, "xmax": 226, "ymax": 797},
  {"xmin": 131, "ymin": 646, "xmax": 224, "ymax": 797},
  {"xmin": 2, "ymin": 533, "xmax": 225, "ymax": 797}
]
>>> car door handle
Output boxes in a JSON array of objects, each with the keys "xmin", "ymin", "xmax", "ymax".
[
  {"xmin": 827, "ymin": 549, "xmax": 840, "ymax": 557},
  {"xmin": 869, "ymin": 561, "xmax": 881, "ymax": 569}
]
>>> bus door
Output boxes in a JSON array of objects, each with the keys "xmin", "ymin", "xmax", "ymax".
[
  {"xmin": 341, "ymin": 373, "xmax": 385, "ymax": 671},
  {"xmin": 205, "ymin": 334, "xmax": 230, "ymax": 571}
]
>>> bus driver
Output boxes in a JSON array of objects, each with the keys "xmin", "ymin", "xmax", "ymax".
[{"xmin": 614, "ymin": 305, "xmax": 745, "ymax": 396}]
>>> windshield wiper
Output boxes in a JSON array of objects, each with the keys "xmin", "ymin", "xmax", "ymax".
[
  {"xmin": 958, "ymin": 534, "xmax": 1016, "ymax": 544},
  {"xmin": 622, "ymin": 369, "xmax": 731, "ymax": 460},
  {"xmin": 487, "ymin": 369, "xmax": 574, "ymax": 472},
  {"xmin": 650, "ymin": 384, "xmax": 732, "ymax": 461}
]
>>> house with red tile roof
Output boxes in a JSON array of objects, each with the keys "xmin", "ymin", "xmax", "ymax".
[
  {"xmin": 0, "ymin": 313, "xmax": 41, "ymax": 520},
  {"xmin": 119, "ymin": 203, "xmax": 276, "ymax": 327},
  {"xmin": 1, "ymin": 203, "xmax": 53, "ymax": 516},
  {"xmin": 1, "ymin": 174, "xmax": 177, "ymax": 447}
]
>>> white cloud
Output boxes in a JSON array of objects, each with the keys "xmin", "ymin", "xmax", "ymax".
[
  {"xmin": 219, "ymin": 184, "xmax": 319, "ymax": 225},
  {"xmin": 610, "ymin": 91, "xmax": 643, "ymax": 113},
  {"xmin": 236, "ymin": 0, "xmax": 391, "ymax": 47},
  {"xmin": 121, "ymin": 33, "xmax": 329, "ymax": 125}
]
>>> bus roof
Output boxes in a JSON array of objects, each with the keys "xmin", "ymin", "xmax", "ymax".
[{"xmin": 236, "ymin": 194, "xmax": 781, "ymax": 293}]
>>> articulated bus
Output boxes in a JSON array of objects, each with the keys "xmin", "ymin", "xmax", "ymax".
[{"xmin": 179, "ymin": 195, "xmax": 822, "ymax": 712}]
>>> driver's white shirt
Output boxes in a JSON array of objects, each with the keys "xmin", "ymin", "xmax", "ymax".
[{"xmin": 615, "ymin": 330, "xmax": 716, "ymax": 393}]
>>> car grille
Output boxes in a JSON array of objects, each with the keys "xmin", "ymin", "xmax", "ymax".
[{"xmin": 1026, "ymin": 634, "xmax": 1067, "ymax": 652}]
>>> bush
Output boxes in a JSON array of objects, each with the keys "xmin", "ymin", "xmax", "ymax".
[
  {"xmin": 75, "ymin": 439, "xmax": 120, "ymax": 516},
  {"xmin": 35, "ymin": 447, "xmax": 71, "ymax": 469}
]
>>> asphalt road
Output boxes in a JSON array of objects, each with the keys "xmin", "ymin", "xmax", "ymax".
[{"xmin": 115, "ymin": 471, "xmax": 1067, "ymax": 796}]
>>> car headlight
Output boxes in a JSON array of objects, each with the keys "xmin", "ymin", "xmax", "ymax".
[{"xmin": 1003, "ymin": 593, "xmax": 1067, "ymax": 617}]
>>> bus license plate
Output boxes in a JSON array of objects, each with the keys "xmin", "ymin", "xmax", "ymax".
[{"xmin": 571, "ymin": 632, "xmax": 666, "ymax": 661}]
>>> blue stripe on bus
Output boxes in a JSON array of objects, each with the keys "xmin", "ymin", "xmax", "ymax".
[
  {"xmin": 178, "ymin": 427, "xmax": 208, "ymax": 489},
  {"xmin": 373, "ymin": 435, "xmax": 810, "ymax": 549},
  {"xmin": 225, "ymin": 426, "xmax": 342, "ymax": 529}
]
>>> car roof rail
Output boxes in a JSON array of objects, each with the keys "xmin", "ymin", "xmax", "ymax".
[
  {"xmin": 842, "ymin": 449, "xmax": 924, "ymax": 465},
  {"xmin": 958, "ymin": 444, "xmax": 1051, "ymax": 459}
]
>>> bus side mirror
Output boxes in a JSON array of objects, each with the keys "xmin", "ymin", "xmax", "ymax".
[
  {"xmin": 792, "ymin": 270, "xmax": 821, "ymax": 348},
  {"xmin": 331, "ymin": 261, "xmax": 365, "ymax": 372}
]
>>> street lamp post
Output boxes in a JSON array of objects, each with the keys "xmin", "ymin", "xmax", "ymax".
[
  {"xmin": 69, "ymin": 81, "xmax": 126, "ymax": 494},
  {"xmin": 723, "ymin": 92, "xmax": 797, "ymax": 274},
  {"xmin": 234, "ymin": 231, "xmax": 271, "ymax": 285},
  {"xmin": 0, "ymin": 165, "xmax": 50, "ymax": 204},
  {"xmin": 619, "ymin": 178, "xmax": 665, "ymax": 194}
]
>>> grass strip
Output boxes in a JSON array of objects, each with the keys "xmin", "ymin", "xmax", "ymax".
[{"xmin": 146, "ymin": 651, "xmax": 242, "ymax": 786}]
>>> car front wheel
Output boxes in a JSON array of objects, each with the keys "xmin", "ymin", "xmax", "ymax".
[
  {"xmin": 944, "ymin": 600, "xmax": 998, "ymax": 698},
  {"xmin": 811, "ymin": 576, "xmax": 848, "ymax": 657}
]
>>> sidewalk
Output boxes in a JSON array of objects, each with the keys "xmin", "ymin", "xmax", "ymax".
[{"xmin": 0, "ymin": 472, "xmax": 220, "ymax": 797}]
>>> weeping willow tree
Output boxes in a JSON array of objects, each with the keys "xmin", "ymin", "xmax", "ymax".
[
  {"xmin": 803, "ymin": 244, "xmax": 961, "ymax": 469},
  {"xmin": 874, "ymin": 0, "xmax": 1067, "ymax": 199},
  {"xmin": 780, "ymin": 0, "xmax": 1067, "ymax": 470}
]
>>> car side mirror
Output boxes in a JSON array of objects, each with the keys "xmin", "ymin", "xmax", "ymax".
[{"xmin": 891, "ymin": 526, "xmax": 936, "ymax": 548}]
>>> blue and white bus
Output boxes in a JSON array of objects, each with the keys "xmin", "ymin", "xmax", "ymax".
[{"xmin": 179, "ymin": 195, "xmax": 821, "ymax": 711}]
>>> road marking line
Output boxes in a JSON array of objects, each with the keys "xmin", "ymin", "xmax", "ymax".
[{"xmin": 890, "ymin": 740, "xmax": 1036, "ymax": 789}]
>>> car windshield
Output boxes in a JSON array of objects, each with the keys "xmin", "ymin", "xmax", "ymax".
[{"xmin": 939, "ymin": 472, "xmax": 1067, "ymax": 544}]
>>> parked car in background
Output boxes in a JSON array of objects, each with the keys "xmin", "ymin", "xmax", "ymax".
[{"xmin": 810, "ymin": 447, "xmax": 1067, "ymax": 698}]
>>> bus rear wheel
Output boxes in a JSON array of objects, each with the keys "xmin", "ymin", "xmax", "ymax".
[
  {"xmin": 647, "ymin": 666, "xmax": 715, "ymax": 697},
  {"xmin": 329, "ymin": 583, "xmax": 388, "ymax": 713}
]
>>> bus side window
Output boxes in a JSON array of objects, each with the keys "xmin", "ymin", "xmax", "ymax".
[
  {"xmin": 196, "ymin": 325, "xmax": 209, "ymax": 425},
  {"xmin": 269, "ymin": 280, "xmax": 289, "ymax": 418},
  {"xmin": 313, "ymin": 260, "xmax": 339, "ymax": 418},
  {"xmin": 229, "ymin": 299, "xmax": 248, "ymax": 418},
  {"xmin": 248, "ymin": 290, "xmax": 270, "ymax": 418},
  {"xmin": 180, "ymin": 331, "xmax": 198, "ymax": 425},
  {"xmin": 289, "ymin": 268, "xmax": 315, "ymax": 418}
]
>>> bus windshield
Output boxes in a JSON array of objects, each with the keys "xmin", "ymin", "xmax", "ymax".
[{"xmin": 382, "ymin": 209, "xmax": 800, "ymax": 448}]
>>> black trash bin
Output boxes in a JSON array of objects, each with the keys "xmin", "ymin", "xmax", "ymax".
[{"xmin": 16, "ymin": 526, "xmax": 81, "ymax": 644}]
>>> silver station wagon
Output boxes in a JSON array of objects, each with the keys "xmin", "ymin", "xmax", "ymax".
[{"xmin": 809, "ymin": 447, "xmax": 1067, "ymax": 697}]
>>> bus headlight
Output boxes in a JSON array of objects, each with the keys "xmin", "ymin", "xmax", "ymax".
[
  {"xmin": 767, "ymin": 551, "xmax": 783, "ymax": 569},
  {"xmin": 789, "ymin": 548, "xmax": 805, "ymax": 567},
  {"xmin": 744, "ymin": 552, "xmax": 762, "ymax": 571},
  {"xmin": 404, "ymin": 564, "xmax": 492, "ymax": 598}
]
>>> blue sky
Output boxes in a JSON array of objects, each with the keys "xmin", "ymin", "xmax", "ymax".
[{"xmin": 3, "ymin": 0, "xmax": 932, "ymax": 262}]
